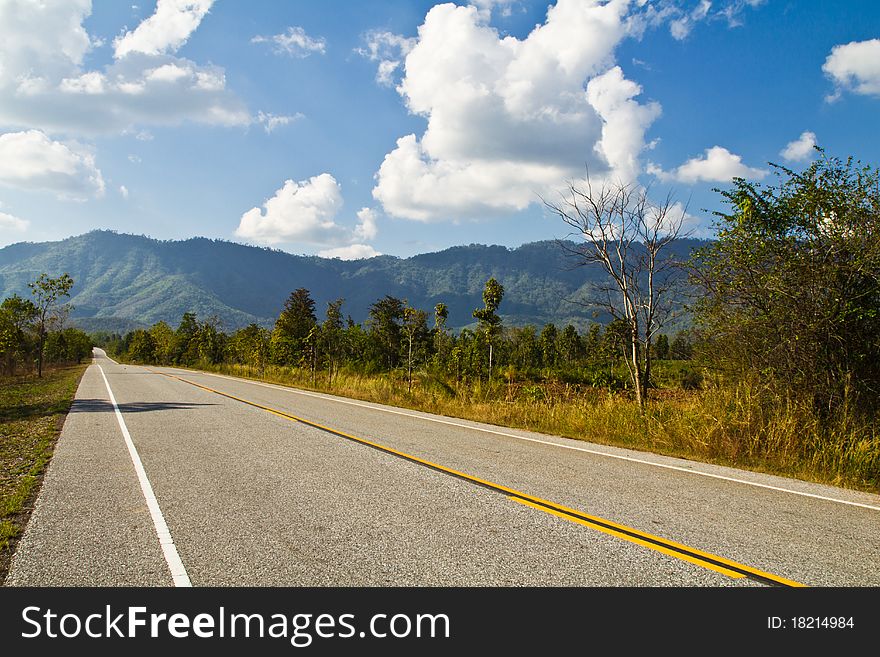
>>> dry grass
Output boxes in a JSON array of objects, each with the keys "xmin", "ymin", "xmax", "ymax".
[{"xmin": 0, "ymin": 365, "xmax": 87, "ymax": 582}]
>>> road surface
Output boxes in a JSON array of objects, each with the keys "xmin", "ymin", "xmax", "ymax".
[{"xmin": 6, "ymin": 349, "xmax": 880, "ymax": 586}]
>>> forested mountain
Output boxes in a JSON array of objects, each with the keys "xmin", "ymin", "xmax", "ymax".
[{"xmin": 0, "ymin": 231, "xmax": 707, "ymax": 332}]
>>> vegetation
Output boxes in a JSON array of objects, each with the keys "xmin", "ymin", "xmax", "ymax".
[
  {"xmin": 1, "ymin": 274, "xmax": 92, "ymax": 377},
  {"xmin": 0, "ymin": 364, "xmax": 87, "ymax": 581}
]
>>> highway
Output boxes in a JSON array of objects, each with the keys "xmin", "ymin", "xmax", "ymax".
[{"xmin": 6, "ymin": 349, "xmax": 880, "ymax": 586}]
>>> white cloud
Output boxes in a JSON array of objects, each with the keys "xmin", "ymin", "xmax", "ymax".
[
  {"xmin": 780, "ymin": 131, "xmax": 817, "ymax": 163},
  {"xmin": 318, "ymin": 244, "xmax": 382, "ymax": 260},
  {"xmin": 357, "ymin": 31, "xmax": 417, "ymax": 87},
  {"xmin": 114, "ymin": 0, "xmax": 214, "ymax": 59},
  {"xmin": 235, "ymin": 174, "xmax": 347, "ymax": 245},
  {"xmin": 823, "ymin": 39, "xmax": 880, "ymax": 100},
  {"xmin": 0, "ymin": 130, "xmax": 105, "ymax": 201},
  {"xmin": 235, "ymin": 176, "xmax": 383, "ymax": 254},
  {"xmin": 257, "ymin": 111, "xmax": 304, "ymax": 134},
  {"xmin": 354, "ymin": 207, "xmax": 379, "ymax": 241},
  {"xmin": 0, "ymin": 1, "xmax": 250, "ymax": 134},
  {"xmin": 649, "ymin": 146, "xmax": 767, "ymax": 183},
  {"xmin": 119, "ymin": 185, "xmax": 130, "ymax": 199},
  {"xmin": 372, "ymin": 0, "xmax": 661, "ymax": 222},
  {"xmin": 252, "ymin": 27, "xmax": 326, "ymax": 57},
  {"xmin": 0, "ymin": 210, "xmax": 30, "ymax": 233}
]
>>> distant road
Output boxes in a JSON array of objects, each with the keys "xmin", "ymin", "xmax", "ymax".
[{"xmin": 6, "ymin": 349, "xmax": 880, "ymax": 586}]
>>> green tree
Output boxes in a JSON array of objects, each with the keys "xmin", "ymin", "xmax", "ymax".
[
  {"xmin": 174, "ymin": 312, "xmax": 199, "ymax": 364},
  {"xmin": 128, "ymin": 329, "xmax": 156, "ymax": 363},
  {"xmin": 0, "ymin": 295, "xmax": 38, "ymax": 375},
  {"xmin": 29, "ymin": 273, "xmax": 74, "ymax": 377},
  {"xmin": 690, "ymin": 152, "xmax": 880, "ymax": 416},
  {"xmin": 432, "ymin": 302, "xmax": 452, "ymax": 372},
  {"xmin": 558, "ymin": 324, "xmax": 583, "ymax": 367},
  {"xmin": 403, "ymin": 304, "xmax": 428, "ymax": 392},
  {"xmin": 322, "ymin": 299, "xmax": 345, "ymax": 387},
  {"xmin": 272, "ymin": 288, "xmax": 317, "ymax": 365},
  {"xmin": 539, "ymin": 323, "xmax": 558, "ymax": 369},
  {"xmin": 149, "ymin": 321, "xmax": 176, "ymax": 365},
  {"xmin": 367, "ymin": 295, "xmax": 405, "ymax": 370},
  {"xmin": 197, "ymin": 316, "xmax": 225, "ymax": 365},
  {"xmin": 654, "ymin": 334, "xmax": 670, "ymax": 360},
  {"xmin": 472, "ymin": 277, "xmax": 504, "ymax": 382}
]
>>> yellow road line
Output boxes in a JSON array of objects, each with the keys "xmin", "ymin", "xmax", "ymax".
[{"xmin": 149, "ymin": 368, "xmax": 805, "ymax": 587}]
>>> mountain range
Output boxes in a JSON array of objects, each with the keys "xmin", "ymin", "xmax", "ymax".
[{"xmin": 0, "ymin": 230, "xmax": 707, "ymax": 334}]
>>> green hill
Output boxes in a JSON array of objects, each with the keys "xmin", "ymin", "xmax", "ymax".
[{"xmin": 0, "ymin": 230, "xmax": 707, "ymax": 332}]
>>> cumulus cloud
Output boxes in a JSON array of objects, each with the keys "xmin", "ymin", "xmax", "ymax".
[
  {"xmin": 114, "ymin": 0, "xmax": 214, "ymax": 59},
  {"xmin": 252, "ymin": 27, "xmax": 326, "ymax": 57},
  {"xmin": 235, "ymin": 176, "xmax": 383, "ymax": 255},
  {"xmin": 236, "ymin": 174, "xmax": 345, "ymax": 245},
  {"xmin": 823, "ymin": 39, "xmax": 880, "ymax": 101},
  {"xmin": 0, "ymin": 210, "xmax": 30, "ymax": 233},
  {"xmin": 648, "ymin": 146, "xmax": 767, "ymax": 183},
  {"xmin": 0, "ymin": 130, "xmax": 105, "ymax": 200},
  {"xmin": 780, "ymin": 131, "xmax": 817, "ymax": 163},
  {"xmin": 0, "ymin": 0, "xmax": 250, "ymax": 135},
  {"xmin": 353, "ymin": 207, "xmax": 379, "ymax": 241},
  {"xmin": 372, "ymin": 0, "xmax": 662, "ymax": 222},
  {"xmin": 119, "ymin": 185, "xmax": 130, "ymax": 199},
  {"xmin": 318, "ymin": 244, "xmax": 382, "ymax": 260}
]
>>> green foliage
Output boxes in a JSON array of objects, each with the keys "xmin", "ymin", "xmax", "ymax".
[
  {"xmin": 691, "ymin": 152, "xmax": 880, "ymax": 418},
  {"xmin": 28, "ymin": 273, "xmax": 74, "ymax": 377},
  {"xmin": 272, "ymin": 288, "xmax": 317, "ymax": 366}
]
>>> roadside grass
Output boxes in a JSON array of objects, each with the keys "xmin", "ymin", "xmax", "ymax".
[
  {"xmin": 0, "ymin": 365, "xmax": 87, "ymax": 582},
  {"xmin": 189, "ymin": 362, "xmax": 879, "ymax": 494}
]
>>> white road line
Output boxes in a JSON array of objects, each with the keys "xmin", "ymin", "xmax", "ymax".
[
  {"xmin": 98, "ymin": 365, "xmax": 192, "ymax": 587},
  {"xmin": 175, "ymin": 367, "xmax": 880, "ymax": 513}
]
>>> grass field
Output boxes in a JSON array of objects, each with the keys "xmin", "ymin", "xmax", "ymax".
[{"xmin": 0, "ymin": 365, "xmax": 87, "ymax": 582}]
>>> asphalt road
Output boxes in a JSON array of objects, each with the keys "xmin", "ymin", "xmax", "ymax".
[{"xmin": 6, "ymin": 349, "xmax": 880, "ymax": 587}]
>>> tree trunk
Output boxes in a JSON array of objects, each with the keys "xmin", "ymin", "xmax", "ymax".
[
  {"xmin": 630, "ymin": 335, "xmax": 643, "ymax": 408},
  {"xmin": 407, "ymin": 334, "xmax": 413, "ymax": 393},
  {"xmin": 488, "ymin": 342, "xmax": 493, "ymax": 384}
]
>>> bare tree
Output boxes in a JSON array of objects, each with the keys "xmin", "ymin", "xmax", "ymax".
[{"xmin": 545, "ymin": 179, "xmax": 687, "ymax": 408}]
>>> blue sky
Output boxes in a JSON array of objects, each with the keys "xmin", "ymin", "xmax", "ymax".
[{"xmin": 0, "ymin": 0, "xmax": 877, "ymax": 258}]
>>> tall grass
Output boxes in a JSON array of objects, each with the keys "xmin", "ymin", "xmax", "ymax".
[{"xmin": 194, "ymin": 362, "xmax": 879, "ymax": 493}]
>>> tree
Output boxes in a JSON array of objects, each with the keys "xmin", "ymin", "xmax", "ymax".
[
  {"xmin": 128, "ymin": 329, "xmax": 156, "ymax": 363},
  {"xmin": 539, "ymin": 323, "xmax": 558, "ymax": 369},
  {"xmin": 28, "ymin": 273, "xmax": 74, "ymax": 377},
  {"xmin": 690, "ymin": 152, "xmax": 880, "ymax": 417},
  {"xmin": 272, "ymin": 288, "xmax": 317, "ymax": 365},
  {"xmin": 432, "ymin": 302, "xmax": 453, "ymax": 372},
  {"xmin": 174, "ymin": 312, "xmax": 199, "ymax": 364},
  {"xmin": 472, "ymin": 277, "xmax": 504, "ymax": 382},
  {"xmin": 197, "ymin": 316, "xmax": 225, "ymax": 365},
  {"xmin": 654, "ymin": 334, "xmax": 670, "ymax": 360},
  {"xmin": 558, "ymin": 324, "xmax": 583, "ymax": 366},
  {"xmin": 149, "ymin": 321, "xmax": 176, "ymax": 365},
  {"xmin": 546, "ymin": 180, "xmax": 686, "ymax": 407},
  {"xmin": 322, "ymin": 299, "xmax": 345, "ymax": 387},
  {"xmin": 0, "ymin": 295, "xmax": 37, "ymax": 375},
  {"xmin": 403, "ymin": 304, "xmax": 428, "ymax": 393},
  {"xmin": 367, "ymin": 295, "xmax": 405, "ymax": 370}
]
